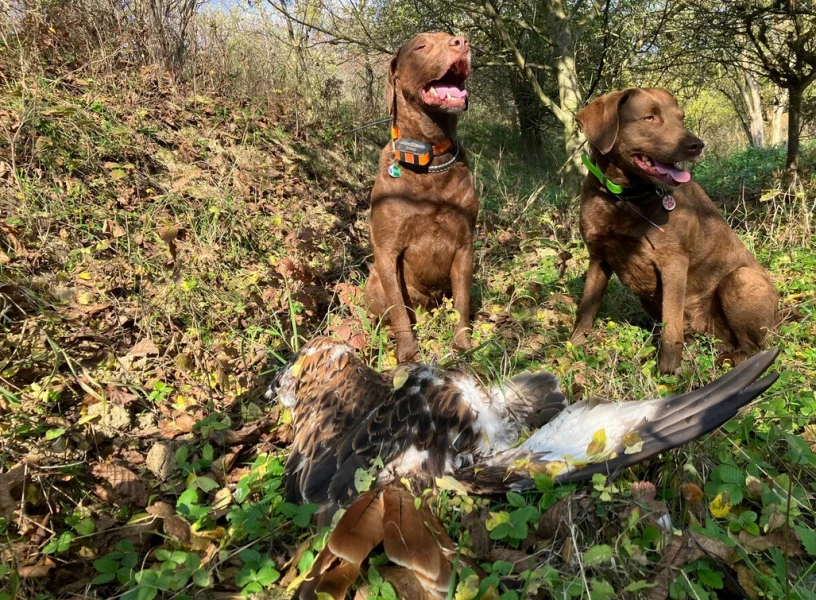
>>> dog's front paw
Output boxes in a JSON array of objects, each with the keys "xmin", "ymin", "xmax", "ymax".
[
  {"xmin": 453, "ymin": 329, "xmax": 471, "ymax": 352},
  {"xmin": 570, "ymin": 327, "xmax": 590, "ymax": 346},
  {"xmin": 396, "ymin": 335, "xmax": 420, "ymax": 364},
  {"xmin": 658, "ymin": 344, "xmax": 682, "ymax": 374}
]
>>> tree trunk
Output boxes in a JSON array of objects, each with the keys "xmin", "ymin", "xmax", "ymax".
[
  {"xmin": 510, "ymin": 73, "xmax": 546, "ymax": 160},
  {"xmin": 551, "ymin": 0, "xmax": 584, "ymax": 194},
  {"xmin": 482, "ymin": 0, "xmax": 584, "ymax": 195},
  {"xmin": 736, "ymin": 64, "xmax": 764, "ymax": 147},
  {"xmin": 364, "ymin": 58, "xmax": 375, "ymax": 112},
  {"xmin": 770, "ymin": 89, "xmax": 786, "ymax": 146},
  {"xmin": 786, "ymin": 85, "xmax": 802, "ymax": 172}
]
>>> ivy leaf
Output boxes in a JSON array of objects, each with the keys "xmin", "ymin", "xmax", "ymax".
[
  {"xmin": 298, "ymin": 550, "xmax": 315, "ymax": 574},
  {"xmin": 698, "ymin": 569, "xmax": 724, "ymax": 589},
  {"xmin": 192, "ymin": 476, "xmax": 219, "ymax": 493},
  {"xmin": 368, "ymin": 566, "xmax": 383, "ymax": 585},
  {"xmin": 583, "ymin": 544, "xmax": 614, "ymax": 566},
  {"xmin": 485, "ymin": 512, "xmax": 510, "ymax": 532},
  {"xmin": 623, "ymin": 580, "xmax": 656, "ymax": 592},
  {"xmin": 379, "ymin": 582, "xmax": 397, "ymax": 600},
  {"xmin": 91, "ymin": 572, "xmax": 117, "ymax": 584},
  {"xmin": 354, "ymin": 466, "xmax": 375, "ymax": 493},
  {"xmin": 709, "ymin": 492, "xmax": 732, "ymax": 518},
  {"xmin": 622, "ymin": 431, "xmax": 644, "ymax": 454},
  {"xmin": 506, "ymin": 491, "xmax": 526, "ymax": 508},
  {"xmin": 794, "ymin": 525, "xmax": 816, "ymax": 557},
  {"xmin": 586, "ymin": 429, "xmax": 607, "ymax": 457},
  {"xmin": 94, "ymin": 555, "xmax": 120, "ymax": 574},
  {"xmin": 45, "ymin": 428, "xmax": 66, "ymax": 440},
  {"xmin": 590, "ymin": 578, "xmax": 615, "ymax": 600},
  {"xmin": 392, "ymin": 367, "xmax": 409, "ymax": 390},
  {"xmin": 255, "ymin": 566, "xmax": 280, "ymax": 586},
  {"xmin": 74, "ymin": 518, "xmax": 95, "ymax": 536}
]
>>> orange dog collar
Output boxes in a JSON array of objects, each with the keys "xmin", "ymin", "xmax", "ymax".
[{"xmin": 391, "ymin": 126, "xmax": 454, "ymax": 168}]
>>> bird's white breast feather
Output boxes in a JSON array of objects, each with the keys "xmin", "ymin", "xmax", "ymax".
[{"xmin": 450, "ymin": 373, "xmax": 520, "ymax": 454}]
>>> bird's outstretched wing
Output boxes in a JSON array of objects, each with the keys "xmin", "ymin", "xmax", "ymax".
[
  {"xmin": 267, "ymin": 338, "xmax": 480, "ymax": 512},
  {"xmin": 460, "ymin": 349, "xmax": 780, "ymax": 493}
]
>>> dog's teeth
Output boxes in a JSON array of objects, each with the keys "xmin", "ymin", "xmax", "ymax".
[
  {"xmin": 446, "ymin": 92, "xmax": 453, "ymax": 100},
  {"xmin": 430, "ymin": 87, "xmax": 439, "ymax": 98}
]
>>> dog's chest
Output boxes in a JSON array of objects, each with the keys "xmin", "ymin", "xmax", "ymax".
[
  {"xmin": 373, "ymin": 168, "xmax": 478, "ymax": 229},
  {"xmin": 580, "ymin": 197, "xmax": 682, "ymax": 296}
]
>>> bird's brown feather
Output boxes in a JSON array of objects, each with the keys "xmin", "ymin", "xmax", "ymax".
[
  {"xmin": 328, "ymin": 490, "xmax": 385, "ymax": 565},
  {"xmin": 297, "ymin": 552, "xmax": 359, "ymax": 600},
  {"xmin": 382, "ymin": 486, "xmax": 441, "ymax": 582}
]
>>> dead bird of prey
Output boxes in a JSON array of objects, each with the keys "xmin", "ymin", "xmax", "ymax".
[{"xmin": 265, "ymin": 337, "xmax": 779, "ymax": 599}]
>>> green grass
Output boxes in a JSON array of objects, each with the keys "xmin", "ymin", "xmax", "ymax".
[{"xmin": 1, "ymin": 66, "xmax": 815, "ymax": 600}]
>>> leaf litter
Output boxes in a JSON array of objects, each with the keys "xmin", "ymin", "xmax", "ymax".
[{"xmin": 0, "ymin": 62, "xmax": 814, "ymax": 600}]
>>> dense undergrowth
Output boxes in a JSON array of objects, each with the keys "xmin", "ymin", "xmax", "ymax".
[{"xmin": 1, "ymin": 63, "xmax": 815, "ymax": 600}]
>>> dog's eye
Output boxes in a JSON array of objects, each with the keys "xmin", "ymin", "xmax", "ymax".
[
  {"xmin": 642, "ymin": 115, "xmax": 656, "ymax": 122},
  {"xmin": 414, "ymin": 44, "xmax": 426, "ymax": 51}
]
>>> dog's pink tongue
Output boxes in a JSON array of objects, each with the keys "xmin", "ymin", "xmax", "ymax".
[
  {"xmin": 654, "ymin": 159, "xmax": 691, "ymax": 183},
  {"xmin": 434, "ymin": 86, "xmax": 467, "ymax": 99}
]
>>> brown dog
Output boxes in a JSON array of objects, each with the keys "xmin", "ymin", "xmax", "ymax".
[
  {"xmin": 365, "ymin": 32, "xmax": 477, "ymax": 363},
  {"xmin": 571, "ymin": 88, "xmax": 777, "ymax": 373}
]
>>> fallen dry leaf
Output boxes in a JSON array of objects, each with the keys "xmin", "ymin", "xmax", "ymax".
[
  {"xmin": 379, "ymin": 566, "xmax": 438, "ymax": 600},
  {"xmin": 146, "ymin": 501, "xmax": 175, "ymax": 518},
  {"xmin": 349, "ymin": 332, "xmax": 369, "ymax": 350},
  {"xmin": 738, "ymin": 530, "xmax": 802, "ymax": 555},
  {"xmin": 680, "ymin": 482, "xmax": 704, "ymax": 502},
  {"xmin": 631, "ymin": 481, "xmax": 657, "ymax": 502},
  {"xmin": 737, "ymin": 565, "xmax": 761, "ymax": 600},
  {"xmin": 129, "ymin": 338, "xmax": 159, "ymax": 357},
  {"xmin": 164, "ymin": 515, "xmax": 191, "ymax": 543},
  {"xmin": 745, "ymin": 475, "xmax": 763, "ymax": 496},
  {"xmin": 107, "ymin": 385, "xmax": 138, "ymax": 406},
  {"xmin": 158, "ymin": 413, "xmax": 197, "ymax": 438},
  {"xmin": 646, "ymin": 532, "xmax": 734, "ymax": 600},
  {"xmin": 0, "ymin": 460, "xmax": 32, "ymax": 518},
  {"xmin": 804, "ymin": 425, "xmax": 816, "ymax": 451},
  {"xmin": 210, "ymin": 446, "xmax": 243, "ymax": 483},
  {"xmin": 537, "ymin": 496, "xmax": 571, "ymax": 539},
  {"xmin": 18, "ymin": 557, "xmax": 55, "ymax": 579},
  {"xmin": 92, "ymin": 463, "xmax": 149, "ymax": 507},
  {"xmin": 208, "ymin": 415, "xmax": 272, "ymax": 445}
]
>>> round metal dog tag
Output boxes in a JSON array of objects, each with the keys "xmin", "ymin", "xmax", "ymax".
[
  {"xmin": 662, "ymin": 194, "xmax": 676, "ymax": 211},
  {"xmin": 388, "ymin": 164, "xmax": 401, "ymax": 178}
]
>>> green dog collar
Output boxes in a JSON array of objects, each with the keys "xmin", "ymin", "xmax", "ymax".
[{"xmin": 582, "ymin": 155, "xmax": 624, "ymax": 194}]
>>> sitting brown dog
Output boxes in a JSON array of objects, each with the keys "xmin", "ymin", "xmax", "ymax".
[
  {"xmin": 365, "ymin": 32, "xmax": 477, "ymax": 363},
  {"xmin": 571, "ymin": 88, "xmax": 778, "ymax": 373}
]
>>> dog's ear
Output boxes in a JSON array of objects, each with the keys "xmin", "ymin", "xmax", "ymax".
[
  {"xmin": 576, "ymin": 90, "xmax": 631, "ymax": 155},
  {"xmin": 385, "ymin": 51, "xmax": 400, "ymax": 118}
]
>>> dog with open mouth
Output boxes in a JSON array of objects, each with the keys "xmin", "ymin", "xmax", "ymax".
[
  {"xmin": 571, "ymin": 88, "xmax": 778, "ymax": 374},
  {"xmin": 365, "ymin": 32, "xmax": 477, "ymax": 363}
]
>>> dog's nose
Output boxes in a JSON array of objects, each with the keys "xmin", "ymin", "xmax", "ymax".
[
  {"xmin": 686, "ymin": 138, "xmax": 705, "ymax": 155},
  {"xmin": 449, "ymin": 37, "xmax": 469, "ymax": 52}
]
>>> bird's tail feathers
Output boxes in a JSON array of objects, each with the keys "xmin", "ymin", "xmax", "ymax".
[{"xmin": 298, "ymin": 484, "xmax": 454, "ymax": 600}]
